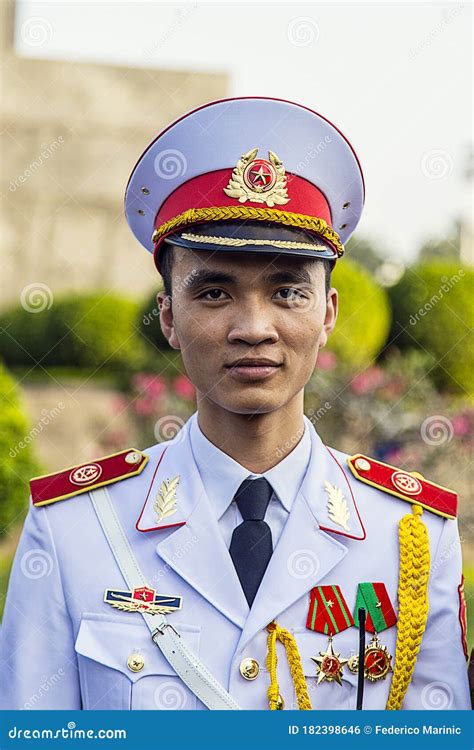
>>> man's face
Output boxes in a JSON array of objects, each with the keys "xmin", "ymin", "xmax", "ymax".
[{"xmin": 157, "ymin": 246, "xmax": 338, "ymax": 415}]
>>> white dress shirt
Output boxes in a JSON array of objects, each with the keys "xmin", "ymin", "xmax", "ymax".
[{"xmin": 188, "ymin": 411, "xmax": 312, "ymax": 549}]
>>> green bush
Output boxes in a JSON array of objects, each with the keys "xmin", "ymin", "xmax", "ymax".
[
  {"xmin": 0, "ymin": 362, "xmax": 41, "ymax": 535},
  {"xmin": 388, "ymin": 261, "xmax": 473, "ymax": 394},
  {"xmin": 329, "ymin": 258, "xmax": 391, "ymax": 367},
  {"xmin": 0, "ymin": 293, "xmax": 147, "ymax": 371}
]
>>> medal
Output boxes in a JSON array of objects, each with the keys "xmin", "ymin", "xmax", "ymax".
[
  {"xmin": 104, "ymin": 585, "xmax": 182, "ymax": 615},
  {"xmin": 353, "ymin": 582, "xmax": 396, "ymax": 682},
  {"xmin": 311, "ymin": 636, "xmax": 348, "ymax": 685},
  {"xmin": 363, "ymin": 634, "xmax": 393, "ymax": 682},
  {"xmin": 306, "ymin": 585, "xmax": 353, "ymax": 686}
]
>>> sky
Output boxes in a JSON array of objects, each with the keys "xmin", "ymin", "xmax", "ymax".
[{"xmin": 15, "ymin": 1, "xmax": 473, "ymax": 261}]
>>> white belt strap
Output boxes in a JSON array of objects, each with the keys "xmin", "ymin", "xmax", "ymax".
[{"xmin": 89, "ymin": 487, "xmax": 241, "ymax": 710}]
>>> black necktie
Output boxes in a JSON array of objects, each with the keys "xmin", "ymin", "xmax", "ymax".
[{"xmin": 229, "ymin": 477, "xmax": 273, "ymax": 607}]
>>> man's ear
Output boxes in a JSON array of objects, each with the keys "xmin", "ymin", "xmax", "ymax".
[
  {"xmin": 319, "ymin": 287, "xmax": 338, "ymax": 349},
  {"xmin": 156, "ymin": 290, "xmax": 181, "ymax": 350}
]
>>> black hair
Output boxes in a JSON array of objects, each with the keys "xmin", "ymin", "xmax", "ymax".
[{"xmin": 158, "ymin": 243, "xmax": 332, "ymax": 299}]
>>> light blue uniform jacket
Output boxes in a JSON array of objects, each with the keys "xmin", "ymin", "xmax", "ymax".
[{"xmin": 0, "ymin": 414, "xmax": 469, "ymax": 710}]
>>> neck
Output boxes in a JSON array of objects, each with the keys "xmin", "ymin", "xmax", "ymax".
[{"xmin": 195, "ymin": 391, "xmax": 305, "ymax": 473}]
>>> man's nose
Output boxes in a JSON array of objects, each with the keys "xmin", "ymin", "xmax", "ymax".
[{"xmin": 226, "ymin": 298, "xmax": 279, "ymax": 345}]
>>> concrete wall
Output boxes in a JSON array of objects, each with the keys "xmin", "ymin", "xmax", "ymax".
[{"xmin": 0, "ymin": 0, "xmax": 228, "ymax": 308}]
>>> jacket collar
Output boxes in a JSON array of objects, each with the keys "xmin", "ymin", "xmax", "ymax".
[
  {"xmin": 188, "ymin": 411, "xmax": 312, "ymax": 518},
  {"xmin": 135, "ymin": 413, "xmax": 365, "ymax": 633}
]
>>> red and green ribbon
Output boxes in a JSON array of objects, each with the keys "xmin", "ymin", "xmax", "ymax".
[
  {"xmin": 353, "ymin": 582, "xmax": 397, "ymax": 633},
  {"xmin": 306, "ymin": 585, "xmax": 354, "ymax": 635}
]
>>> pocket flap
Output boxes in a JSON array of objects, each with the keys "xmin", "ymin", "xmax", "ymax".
[{"xmin": 75, "ymin": 614, "xmax": 200, "ymax": 682}]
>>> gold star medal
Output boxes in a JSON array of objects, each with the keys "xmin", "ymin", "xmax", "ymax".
[
  {"xmin": 311, "ymin": 636, "xmax": 348, "ymax": 685},
  {"xmin": 306, "ymin": 585, "xmax": 354, "ymax": 686}
]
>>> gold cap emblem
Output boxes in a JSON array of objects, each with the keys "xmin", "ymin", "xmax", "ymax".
[{"xmin": 223, "ymin": 148, "xmax": 290, "ymax": 207}]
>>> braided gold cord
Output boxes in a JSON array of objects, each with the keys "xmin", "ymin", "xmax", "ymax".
[
  {"xmin": 180, "ymin": 231, "xmax": 329, "ymax": 252},
  {"xmin": 266, "ymin": 622, "xmax": 312, "ymax": 710},
  {"xmin": 151, "ymin": 206, "xmax": 345, "ymax": 257},
  {"xmin": 386, "ymin": 504, "xmax": 430, "ymax": 710}
]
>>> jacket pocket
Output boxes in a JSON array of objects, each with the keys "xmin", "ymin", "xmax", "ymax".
[{"xmin": 75, "ymin": 613, "xmax": 201, "ymax": 710}]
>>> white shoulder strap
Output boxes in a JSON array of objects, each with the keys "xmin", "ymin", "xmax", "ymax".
[{"xmin": 89, "ymin": 486, "xmax": 241, "ymax": 710}]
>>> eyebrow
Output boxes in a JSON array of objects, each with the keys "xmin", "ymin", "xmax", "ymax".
[{"xmin": 185, "ymin": 268, "xmax": 314, "ymax": 292}]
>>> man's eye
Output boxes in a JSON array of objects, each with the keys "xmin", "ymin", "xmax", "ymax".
[
  {"xmin": 275, "ymin": 287, "xmax": 307, "ymax": 300},
  {"xmin": 198, "ymin": 289, "xmax": 227, "ymax": 301}
]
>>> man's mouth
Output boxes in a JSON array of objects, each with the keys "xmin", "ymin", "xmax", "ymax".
[{"xmin": 225, "ymin": 358, "xmax": 282, "ymax": 382}]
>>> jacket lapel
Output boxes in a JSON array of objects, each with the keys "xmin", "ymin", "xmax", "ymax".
[
  {"xmin": 136, "ymin": 414, "xmax": 366, "ymax": 642},
  {"xmin": 136, "ymin": 418, "xmax": 249, "ymax": 628}
]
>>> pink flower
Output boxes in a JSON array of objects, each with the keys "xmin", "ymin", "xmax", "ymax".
[
  {"xmin": 172, "ymin": 374, "xmax": 196, "ymax": 400},
  {"xmin": 452, "ymin": 414, "xmax": 471, "ymax": 437},
  {"xmin": 132, "ymin": 373, "xmax": 167, "ymax": 399},
  {"xmin": 316, "ymin": 350, "xmax": 338, "ymax": 371},
  {"xmin": 134, "ymin": 396, "xmax": 156, "ymax": 416},
  {"xmin": 350, "ymin": 366, "xmax": 385, "ymax": 395}
]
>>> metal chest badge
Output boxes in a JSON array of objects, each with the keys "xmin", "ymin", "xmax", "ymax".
[
  {"xmin": 306, "ymin": 584, "xmax": 354, "ymax": 685},
  {"xmin": 104, "ymin": 586, "xmax": 182, "ymax": 615}
]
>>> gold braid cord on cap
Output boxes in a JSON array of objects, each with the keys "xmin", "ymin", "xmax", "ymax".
[
  {"xmin": 151, "ymin": 206, "xmax": 345, "ymax": 258},
  {"xmin": 386, "ymin": 504, "xmax": 430, "ymax": 710},
  {"xmin": 266, "ymin": 622, "xmax": 312, "ymax": 710}
]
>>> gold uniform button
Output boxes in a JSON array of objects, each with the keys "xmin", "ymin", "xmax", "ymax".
[
  {"xmin": 239, "ymin": 658, "xmax": 260, "ymax": 680},
  {"xmin": 127, "ymin": 653, "xmax": 145, "ymax": 672}
]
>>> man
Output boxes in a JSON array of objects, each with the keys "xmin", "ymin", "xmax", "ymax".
[{"xmin": 0, "ymin": 97, "xmax": 469, "ymax": 710}]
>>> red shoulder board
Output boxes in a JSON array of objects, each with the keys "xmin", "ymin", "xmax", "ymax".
[
  {"xmin": 30, "ymin": 449, "xmax": 149, "ymax": 507},
  {"xmin": 347, "ymin": 454, "xmax": 457, "ymax": 520}
]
